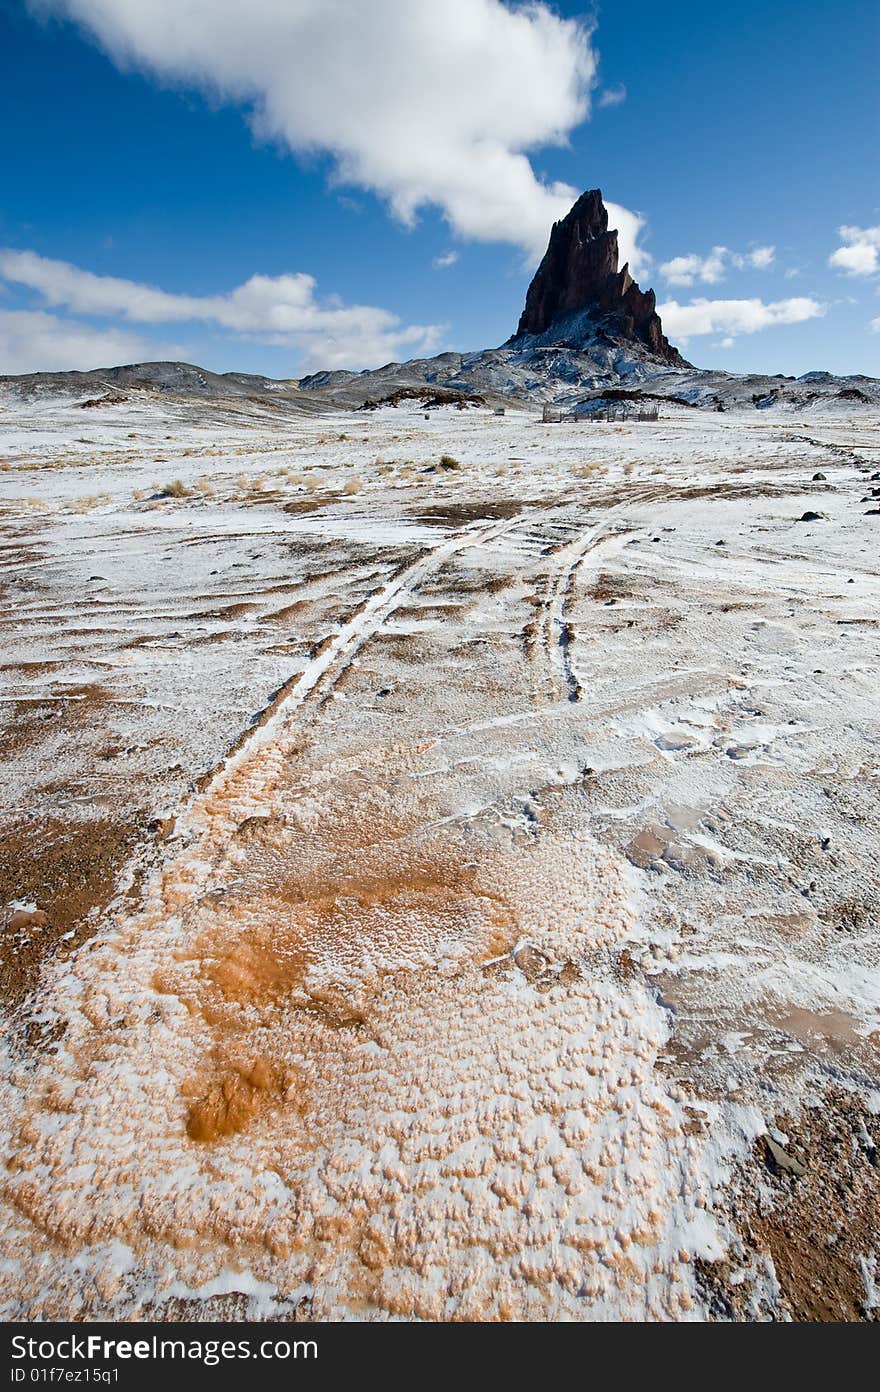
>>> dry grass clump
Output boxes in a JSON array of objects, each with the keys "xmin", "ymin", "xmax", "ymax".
[
  {"xmin": 160, "ymin": 478, "xmax": 191, "ymax": 498},
  {"xmin": 12, "ymin": 497, "xmax": 50, "ymax": 513},
  {"xmin": 69, "ymin": 493, "xmax": 111, "ymax": 513},
  {"xmin": 342, "ymin": 477, "xmax": 363, "ymax": 495},
  {"xmin": 439, "ymin": 454, "xmax": 461, "ymax": 471}
]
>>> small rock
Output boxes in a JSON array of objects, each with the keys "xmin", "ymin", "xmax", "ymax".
[
  {"xmin": 865, "ymin": 509, "xmax": 880, "ymax": 516},
  {"xmin": 798, "ymin": 511, "xmax": 825, "ymax": 522},
  {"xmin": 9, "ymin": 908, "xmax": 50, "ymax": 932},
  {"xmin": 148, "ymin": 816, "xmax": 175, "ymax": 840},
  {"xmin": 812, "ymin": 472, "xmax": 827, "ymax": 481},
  {"xmin": 716, "ymin": 539, "xmax": 726, "ymax": 546},
  {"xmin": 513, "ymin": 944, "xmax": 548, "ymax": 979},
  {"xmin": 764, "ymin": 1135, "xmax": 807, "ymax": 1177}
]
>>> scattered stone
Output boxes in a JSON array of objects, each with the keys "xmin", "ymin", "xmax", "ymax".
[
  {"xmin": 797, "ymin": 510, "xmax": 825, "ymax": 522},
  {"xmin": 147, "ymin": 817, "xmax": 175, "ymax": 840},
  {"xmin": 8, "ymin": 908, "xmax": 50, "ymax": 932},
  {"xmin": 764, "ymin": 1135, "xmax": 807, "ymax": 1177},
  {"xmin": 513, "ymin": 944, "xmax": 548, "ymax": 979},
  {"xmin": 812, "ymin": 472, "xmax": 826, "ymax": 481},
  {"xmin": 715, "ymin": 539, "xmax": 726, "ymax": 546}
]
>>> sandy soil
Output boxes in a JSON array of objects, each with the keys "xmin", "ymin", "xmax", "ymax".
[{"xmin": 0, "ymin": 393, "xmax": 877, "ymax": 1320}]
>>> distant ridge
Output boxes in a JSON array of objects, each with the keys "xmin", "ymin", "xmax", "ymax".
[{"xmin": 2, "ymin": 192, "xmax": 878, "ymax": 414}]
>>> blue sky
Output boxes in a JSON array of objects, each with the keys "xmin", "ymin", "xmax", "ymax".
[{"xmin": 1, "ymin": 0, "xmax": 877, "ymax": 378}]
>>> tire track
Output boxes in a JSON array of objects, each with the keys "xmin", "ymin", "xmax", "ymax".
[
  {"xmin": 173, "ymin": 511, "xmax": 528, "ymax": 850},
  {"xmin": 530, "ymin": 517, "xmax": 634, "ymax": 704}
]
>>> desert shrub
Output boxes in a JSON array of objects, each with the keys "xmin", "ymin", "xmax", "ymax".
[
  {"xmin": 69, "ymin": 493, "xmax": 109, "ymax": 513},
  {"xmin": 161, "ymin": 479, "xmax": 191, "ymax": 497},
  {"xmin": 342, "ymin": 477, "xmax": 363, "ymax": 495},
  {"xmin": 439, "ymin": 454, "xmax": 461, "ymax": 471}
]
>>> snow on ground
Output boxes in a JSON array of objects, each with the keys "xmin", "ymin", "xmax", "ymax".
[{"xmin": 0, "ymin": 393, "xmax": 877, "ymax": 1319}]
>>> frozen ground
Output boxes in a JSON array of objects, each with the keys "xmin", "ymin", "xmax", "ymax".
[{"xmin": 0, "ymin": 392, "xmax": 878, "ymax": 1320}]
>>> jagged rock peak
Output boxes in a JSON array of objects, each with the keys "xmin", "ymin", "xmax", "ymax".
[{"xmin": 515, "ymin": 188, "xmax": 688, "ymax": 367}]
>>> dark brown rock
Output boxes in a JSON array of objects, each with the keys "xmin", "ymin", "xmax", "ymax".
[{"xmin": 515, "ymin": 188, "xmax": 688, "ymax": 366}]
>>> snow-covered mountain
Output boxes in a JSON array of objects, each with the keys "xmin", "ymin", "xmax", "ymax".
[{"xmin": 2, "ymin": 190, "xmax": 878, "ymax": 414}]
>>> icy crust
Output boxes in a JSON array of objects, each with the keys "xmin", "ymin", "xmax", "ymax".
[{"xmin": 0, "ymin": 728, "xmax": 729, "ymax": 1320}]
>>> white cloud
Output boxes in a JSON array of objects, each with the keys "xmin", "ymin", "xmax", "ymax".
[
  {"xmin": 660, "ymin": 246, "xmax": 728, "ymax": 287},
  {"xmin": 598, "ymin": 84, "xmax": 626, "ymax": 108},
  {"xmin": 719, "ymin": 337, "xmax": 735, "ymax": 348},
  {"xmin": 32, "ymin": 0, "xmax": 654, "ymax": 270},
  {"xmin": 659, "ymin": 296, "xmax": 826, "ymax": 342},
  {"xmin": 871, "ymin": 315, "xmax": 880, "ymax": 334},
  {"xmin": 746, "ymin": 244, "xmax": 775, "ymax": 270},
  {"xmin": 661, "ymin": 242, "xmax": 776, "ymax": 287},
  {"xmin": 828, "ymin": 225, "xmax": 880, "ymax": 277},
  {"xmin": 0, "ymin": 247, "xmax": 444, "ymax": 370},
  {"xmin": 433, "ymin": 251, "xmax": 459, "ymax": 270},
  {"xmin": 606, "ymin": 202, "xmax": 649, "ymax": 279},
  {"xmin": 0, "ymin": 309, "xmax": 153, "ymax": 374}
]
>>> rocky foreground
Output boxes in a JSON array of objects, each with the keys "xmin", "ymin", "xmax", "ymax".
[{"xmin": 0, "ymin": 388, "xmax": 877, "ymax": 1320}]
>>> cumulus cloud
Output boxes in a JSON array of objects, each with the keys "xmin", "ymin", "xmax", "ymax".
[
  {"xmin": 433, "ymin": 251, "xmax": 459, "ymax": 270},
  {"xmin": 660, "ymin": 247, "xmax": 728, "ymax": 287},
  {"xmin": 871, "ymin": 315, "xmax": 880, "ymax": 334},
  {"xmin": 0, "ymin": 247, "xmax": 445, "ymax": 371},
  {"xmin": 598, "ymin": 84, "xmax": 626, "ymax": 108},
  {"xmin": 660, "ymin": 243, "xmax": 775, "ymax": 286},
  {"xmin": 659, "ymin": 296, "xmax": 826, "ymax": 342},
  {"xmin": 0, "ymin": 309, "xmax": 153, "ymax": 374},
  {"xmin": 746, "ymin": 244, "xmax": 775, "ymax": 270},
  {"xmin": 30, "ymin": 0, "xmax": 658, "ymax": 270},
  {"xmin": 605, "ymin": 202, "xmax": 649, "ymax": 278},
  {"xmin": 828, "ymin": 225, "xmax": 880, "ymax": 277}
]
